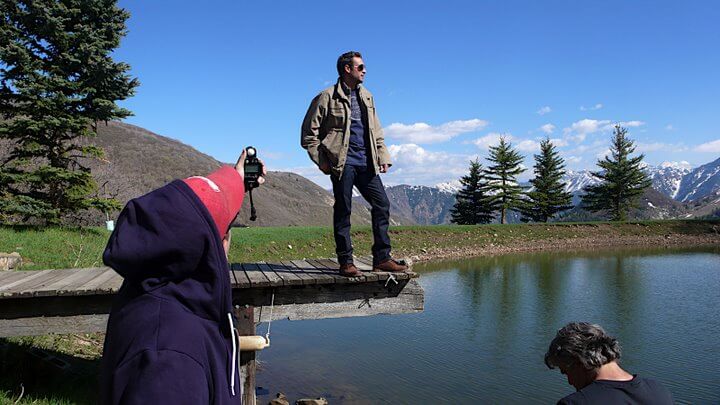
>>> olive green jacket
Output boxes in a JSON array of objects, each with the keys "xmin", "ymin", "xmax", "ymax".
[{"xmin": 301, "ymin": 79, "xmax": 392, "ymax": 177}]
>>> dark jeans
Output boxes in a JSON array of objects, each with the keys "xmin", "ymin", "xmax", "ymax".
[{"xmin": 331, "ymin": 165, "xmax": 391, "ymax": 266}]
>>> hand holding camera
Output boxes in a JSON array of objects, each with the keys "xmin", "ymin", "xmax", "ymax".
[
  {"xmin": 235, "ymin": 146, "xmax": 266, "ymax": 221},
  {"xmin": 235, "ymin": 146, "xmax": 266, "ymax": 190}
]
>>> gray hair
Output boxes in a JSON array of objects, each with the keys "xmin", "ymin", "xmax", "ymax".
[{"xmin": 544, "ymin": 322, "xmax": 622, "ymax": 370}]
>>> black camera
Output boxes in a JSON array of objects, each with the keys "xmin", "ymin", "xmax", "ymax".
[{"xmin": 243, "ymin": 146, "xmax": 263, "ymax": 190}]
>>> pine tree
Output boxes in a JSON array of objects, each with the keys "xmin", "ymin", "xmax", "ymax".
[
  {"xmin": 581, "ymin": 125, "xmax": 652, "ymax": 221},
  {"xmin": 450, "ymin": 159, "xmax": 495, "ymax": 224},
  {"xmin": 484, "ymin": 136, "xmax": 525, "ymax": 224},
  {"xmin": 521, "ymin": 138, "xmax": 573, "ymax": 222},
  {"xmin": 0, "ymin": 0, "xmax": 139, "ymax": 223}
]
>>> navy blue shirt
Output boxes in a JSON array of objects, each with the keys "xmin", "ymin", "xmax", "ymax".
[
  {"xmin": 558, "ymin": 376, "xmax": 673, "ymax": 405},
  {"xmin": 345, "ymin": 87, "xmax": 368, "ymax": 167}
]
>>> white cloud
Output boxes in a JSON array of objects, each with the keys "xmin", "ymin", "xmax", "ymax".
[
  {"xmin": 385, "ymin": 143, "xmax": 472, "ymax": 185},
  {"xmin": 694, "ymin": 139, "xmax": 720, "ymax": 153},
  {"xmin": 549, "ymin": 138, "xmax": 569, "ymax": 147},
  {"xmin": 566, "ymin": 155, "xmax": 582, "ymax": 164},
  {"xmin": 470, "ymin": 132, "xmax": 510, "ymax": 149},
  {"xmin": 562, "ymin": 119, "xmax": 645, "ymax": 143},
  {"xmin": 563, "ymin": 119, "xmax": 611, "ymax": 142},
  {"xmin": 388, "ymin": 143, "xmax": 449, "ymax": 165},
  {"xmin": 516, "ymin": 139, "xmax": 541, "ymax": 153},
  {"xmin": 565, "ymin": 119, "xmax": 611, "ymax": 136},
  {"xmin": 540, "ymin": 123, "xmax": 555, "ymax": 134},
  {"xmin": 636, "ymin": 142, "xmax": 687, "ymax": 153},
  {"xmin": 384, "ymin": 118, "xmax": 488, "ymax": 144},
  {"xmin": 536, "ymin": 106, "xmax": 552, "ymax": 115},
  {"xmin": 665, "ymin": 124, "xmax": 674, "ymax": 131},
  {"xmin": 618, "ymin": 120, "xmax": 645, "ymax": 128},
  {"xmin": 596, "ymin": 149, "xmax": 611, "ymax": 159},
  {"xmin": 580, "ymin": 103, "xmax": 603, "ymax": 111}
]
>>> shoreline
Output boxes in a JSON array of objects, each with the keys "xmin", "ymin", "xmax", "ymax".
[{"xmin": 406, "ymin": 233, "xmax": 720, "ymax": 264}]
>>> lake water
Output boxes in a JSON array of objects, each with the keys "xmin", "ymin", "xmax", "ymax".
[{"xmin": 255, "ymin": 247, "xmax": 720, "ymax": 404}]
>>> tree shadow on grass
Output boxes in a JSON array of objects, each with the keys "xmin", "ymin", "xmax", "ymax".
[{"xmin": 0, "ymin": 338, "xmax": 99, "ymax": 404}]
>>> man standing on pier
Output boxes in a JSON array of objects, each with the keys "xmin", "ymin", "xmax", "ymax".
[{"xmin": 301, "ymin": 51, "xmax": 407, "ymax": 276}]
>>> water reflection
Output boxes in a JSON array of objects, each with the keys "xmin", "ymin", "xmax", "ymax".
[{"xmin": 256, "ymin": 246, "xmax": 720, "ymax": 404}]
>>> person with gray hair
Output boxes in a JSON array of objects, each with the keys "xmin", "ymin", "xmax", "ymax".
[{"xmin": 545, "ymin": 322, "xmax": 673, "ymax": 404}]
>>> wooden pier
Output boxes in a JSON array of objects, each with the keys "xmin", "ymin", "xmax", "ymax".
[{"xmin": 0, "ymin": 257, "xmax": 424, "ymax": 404}]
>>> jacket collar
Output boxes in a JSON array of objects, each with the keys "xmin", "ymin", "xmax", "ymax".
[{"xmin": 334, "ymin": 78, "xmax": 365, "ymax": 103}]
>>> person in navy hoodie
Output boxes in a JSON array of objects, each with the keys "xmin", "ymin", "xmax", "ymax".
[{"xmin": 100, "ymin": 150, "xmax": 264, "ymax": 404}]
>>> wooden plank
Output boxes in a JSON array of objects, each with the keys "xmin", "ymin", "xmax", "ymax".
[
  {"xmin": 256, "ymin": 262, "xmax": 284, "ymax": 287},
  {"xmin": 33, "ymin": 268, "xmax": 95, "ymax": 297},
  {"xmin": 96, "ymin": 270, "xmax": 124, "ymax": 293},
  {"xmin": 354, "ymin": 256, "xmax": 375, "ymax": 268},
  {"xmin": 280, "ymin": 260, "xmax": 316, "ymax": 285},
  {"xmin": 336, "ymin": 258, "xmax": 379, "ymax": 282},
  {"xmin": 354, "ymin": 256, "xmax": 416, "ymax": 281},
  {"xmin": 290, "ymin": 260, "xmax": 335, "ymax": 285},
  {"xmin": 0, "ymin": 271, "xmax": 48, "ymax": 296},
  {"xmin": 0, "ymin": 314, "xmax": 109, "ymax": 337},
  {"xmin": 0, "ymin": 280, "xmax": 426, "ymax": 336},
  {"xmin": 304, "ymin": 258, "xmax": 345, "ymax": 284},
  {"xmin": 0, "ymin": 294, "xmax": 114, "ymax": 320},
  {"xmin": 14, "ymin": 271, "xmax": 71, "ymax": 298},
  {"xmin": 263, "ymin": 262, "xmax": 288, "ymax": 287},
  {"xmin": 241, "ymin": 263, "xmax": 271, "ymax": 287},
  {"xmin": 230, "ymin": 263, "xmax": 251, "ymax": 288},
  {"xmin": 317, "ymin": 258, "xmax": 367, "ymax": 283},
  {"xmin": 353, "ymin": 257, "xmax": 374, "ymax": 272},
  {"xmin": 74, "ymin": 268, "xmax": 122, "ymax": 294},
  {"xmin": 252, "ymin": 279, "xmax": 425, "ymax": 322},
  {"xmin": 268, "ymin": 262, "xmax": 303, "ymax": 286},
  {"xmin": 234, "ymin": 306, "xmax": 256, "ymax": 405},
  {"xmin": 306, "ymin": 258, "xmax": 356, "ymax": 284},
  {"xmin": 55, "ymin": 268, "xmax": 108, "ymax": 296},
  {"xmin": 0, "ymin": 270, "xmax": 38, "ymax": 289}
]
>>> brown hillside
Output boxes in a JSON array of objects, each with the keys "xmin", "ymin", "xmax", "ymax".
[{"xmin": 86, "ymin": 121, "xmax": 371, "ymax": 227}]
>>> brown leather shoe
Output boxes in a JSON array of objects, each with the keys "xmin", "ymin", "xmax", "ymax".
[
  {"xmin": 373, "ymin": 258, "xmax": 408, "ymax": 272},
  {"xmin": 339, "ymin": 263, "xmax": 363, "ymax": 277}
]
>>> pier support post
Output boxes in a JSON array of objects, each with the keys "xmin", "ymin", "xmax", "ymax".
[{"xmin": 235, "ymin": 305, "xmax": 256, "ymax": 405}]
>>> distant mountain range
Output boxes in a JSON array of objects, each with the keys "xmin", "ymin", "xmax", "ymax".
[{"xmin": 387, "ymin": 157, "xmax": 720, "ymax": 224}]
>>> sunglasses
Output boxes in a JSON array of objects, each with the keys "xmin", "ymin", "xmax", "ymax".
[{"xmin": 353, "ymin": 64, "xmax": 365, "ymax": 71}]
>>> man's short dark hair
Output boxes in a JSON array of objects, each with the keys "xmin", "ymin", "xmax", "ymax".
[
  {"xmin": 544, "ymin": 322, "xmax": 622, "ymax": 371},
  {"xmin": 337, "ymin": 51, "xmax": 362, "ymax": 76}
]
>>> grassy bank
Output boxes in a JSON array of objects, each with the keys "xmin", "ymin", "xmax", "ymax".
[{"xmin": 1, "ymin": 220, "xmax": 719, "ymax": 270}]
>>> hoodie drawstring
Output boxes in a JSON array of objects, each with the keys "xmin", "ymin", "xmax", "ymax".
[{"xmin": 227, "ymin": 312, "xmax": 238, "ymax": 396}]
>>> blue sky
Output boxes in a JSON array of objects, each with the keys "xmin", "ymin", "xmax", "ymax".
[{"xmin": 115, "ymin": 0, "xmax": 720, "ymax": 189}]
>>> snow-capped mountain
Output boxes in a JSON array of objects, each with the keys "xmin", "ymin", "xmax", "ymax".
[
  {"xmin": 385, "ymin": 184, "xmax": 457, "ymax": 224},
  {"xmin": 561, "ymin": 161, "xmax": 710, "ymax": 202},
  {"xmin": 563, "ymin": 170, "xmax": 600, "ymax": 194},
  {"xmin": 675, "ymin": 157, "xmax": 720, "ymax": 202},
  {"xmin": 435, "ymin": 179, "xmax": 462, "ymax": 194},
  {"xmin": 645, "ymin": 161, "xmax": 692, "ymax": 199}
]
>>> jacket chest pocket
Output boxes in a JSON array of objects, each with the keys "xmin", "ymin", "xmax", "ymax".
[
  {"xmin": 326, "ymin": 106, "xmax": 346, "ymax": 129},
  {"xmin": 366, "ymin": 106, "xmax": 376, "ymax": 129}
]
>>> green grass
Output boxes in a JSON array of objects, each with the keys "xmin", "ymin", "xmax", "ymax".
[
  {"xmin": 0, "ymin": 226, "xmax": 109, "ymax": 271},
  {"xmin": 1, "ymin": 219, "xmax": 718, "ymax": 270}
]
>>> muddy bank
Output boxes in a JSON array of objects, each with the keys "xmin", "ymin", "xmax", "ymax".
[{"xmin": 407, "ymin": 232, "xmax": 720, "ymax": 263}]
